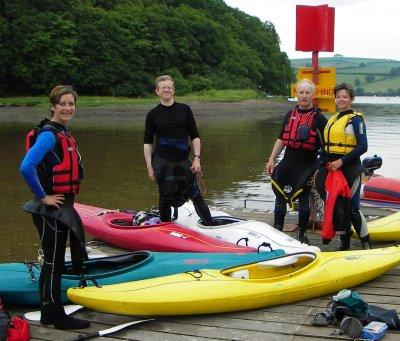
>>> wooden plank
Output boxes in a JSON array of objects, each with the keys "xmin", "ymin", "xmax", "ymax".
[{"xmin": 6, "ymin": 209, "xmax": 400, "ymax": 340}]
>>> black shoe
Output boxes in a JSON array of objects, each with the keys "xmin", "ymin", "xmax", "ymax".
[
  {"xmin": 338, "ymin": 235, "xmax": 351, "ymax": 251},
  {"xmin": 340, "ymin": 316, "xmax": 363, "ymax": 339},
  {"xmin": 40, "ymin": 304, "xmax": 54, "ymax": 325},
  {"xmin": 54, "ymin": 315, "xmax": 90, "ymax": 330},
  {"xmin": 361, "ymin": 235, "xmax": 372, "ymax": 249},
  {"xmin": 298, "ymin": 232, "xmax": 310, "ymax": 245}
]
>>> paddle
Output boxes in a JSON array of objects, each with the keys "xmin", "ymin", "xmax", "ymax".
[
  {"xmin": 69, "ymin": 319, "xmax": 155, "ymax": 341},
  {"xmin": 24, "ymin": 304, "xmax": 83, "ymax": 321}
]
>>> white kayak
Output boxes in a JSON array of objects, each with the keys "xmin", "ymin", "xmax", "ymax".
[{"xmin": 174, "ymin": 202, "xmax": 320, "ymax": 254}]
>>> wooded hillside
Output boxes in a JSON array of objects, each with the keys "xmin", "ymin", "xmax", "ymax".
[{"xmin": 0, "ymin": 0, "xmax": 294, "ymax": 97}]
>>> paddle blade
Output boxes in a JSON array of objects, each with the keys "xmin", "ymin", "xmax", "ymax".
[
  {"xmin": 99, "ymin": 319, "xmax": 155, "ymax": 336},
  {"xmin": 24, "ymin": 304, "xmax": 83, "ymax": 321}
]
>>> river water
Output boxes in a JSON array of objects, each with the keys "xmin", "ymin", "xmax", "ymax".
[{"xmin": 0, "ymin": 100, "xmax": 399, "ymax": 262}]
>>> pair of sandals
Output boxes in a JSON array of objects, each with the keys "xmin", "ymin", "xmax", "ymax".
[
  {"xmin": 312, "ymin": 300, "xmax": 365, "ymax": 339},
  {"xmin": 313, "ymin": 313, "xmax": 363, "ymax": 338}
]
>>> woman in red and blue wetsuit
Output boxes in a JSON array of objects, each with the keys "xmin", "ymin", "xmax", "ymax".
[
  {"xmin": 321, "ymin": 82, "xmax": 371, "ymax": 250},
  {"xmin": 20, "ymin": 85, "xmax": 90, "ymax": 330}
]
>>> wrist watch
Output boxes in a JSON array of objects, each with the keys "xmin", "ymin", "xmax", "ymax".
[{"xmin": 194, "ymin": 155, "xmax": 200, "ymax": 159}]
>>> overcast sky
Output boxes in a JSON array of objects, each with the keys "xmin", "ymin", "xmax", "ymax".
[{"xmin": 224, "ymin": 0, "xmax": 400, "ymax": 60}]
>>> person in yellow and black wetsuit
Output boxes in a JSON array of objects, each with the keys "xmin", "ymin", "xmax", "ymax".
[
  {"xmin": 266, "ymin": 79, "xmax": 327, "ymax": 244},
  {"xmin": 317, "ymin": 82, "xmax": 371, "ymax": 250}
]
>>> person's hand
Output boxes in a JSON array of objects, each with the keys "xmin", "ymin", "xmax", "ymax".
[
  {"xmin": 328, "ymin": 159, "xmax": 343, "ymax": 172},
  {"xmin": 147, "ymin": 166, "xmax": 155, "ymax": 181},
  {"xmin": 41, "ymin": 194, "xmax": 64, "ymax": 209},
  {"xmin": 265, "ymin": 159, "xmax": 275, "ymax": 175},
  {"xmin": 190, "ymin": 158, "xmax": 202, "ymax": 176}
]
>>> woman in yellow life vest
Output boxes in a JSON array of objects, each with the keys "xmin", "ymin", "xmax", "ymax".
[{"xmin": 322, "ymin": 83, "xmax": 371, "ymax": 250}]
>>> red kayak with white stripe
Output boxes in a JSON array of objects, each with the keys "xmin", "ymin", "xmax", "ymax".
[{"xmin": 75, "ymin": 203, "xmax": 256, "ymax": 253}]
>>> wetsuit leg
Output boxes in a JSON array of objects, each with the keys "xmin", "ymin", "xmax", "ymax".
[
  {"xmin": 158, "ymin": 199, "xmax": 172, "ymax": 222},
  {"xmin": 297, "ymin": 187, "xmax": 311, "ymax": 245},
  {"xmin": 350, "ymin": 177, "xmax": 371, "ymax": 249},
  {"xmin": 32, "ymin": 214, "xmax": 90, "ymax": 330},
  {"xmin": 191, "ymin": 194, "xmax": 213, "ymax": 226},
  {"xmin": 273, "ymin": 195, "xmax": 286, "ymax": 231},
  {"xmin": 33, "ymin": 214, "xmax": 67, "ymax": 312}
]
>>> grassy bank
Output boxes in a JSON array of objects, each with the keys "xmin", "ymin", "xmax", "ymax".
[
  {"xmin": 291, "ymin": 57, "xmax": 400, "ymax": 95},
  {"xmin": 0, "ymin": 89, "xmax": 282, "ymax": 108}
]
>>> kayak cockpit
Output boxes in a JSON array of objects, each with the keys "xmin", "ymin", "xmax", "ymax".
[{"xmin": 223, "ymin": 252, "xmax": 316, "ymax": 279}]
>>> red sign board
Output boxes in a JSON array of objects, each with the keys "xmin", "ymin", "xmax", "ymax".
[{"xmin": 296, "ymin": 5, "xmax": 335, "ymax": 52}]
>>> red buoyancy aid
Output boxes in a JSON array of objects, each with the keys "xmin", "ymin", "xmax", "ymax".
[
  {"xmin": 25, "ymin": 123, "xmax": 82, "ymax": 194},
  {"xmin": 321, "ymin": 168, "xmax": 351, "ymax": 240},
  {"xmin": 282, "ymin": 109, "xmax": 317, "ymax": 151}
]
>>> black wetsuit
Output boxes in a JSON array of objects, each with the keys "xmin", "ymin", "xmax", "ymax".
[
  {"xmin": 274, "ymin": 107, "xmax": 327, "ymax": 234},
  {"xmin": 20, "ymin": 119, "xmax": 89, "ymax": 329},
  {"xmin": 144, "ymin": 102, "xmax": 212, "ymax": 224}
]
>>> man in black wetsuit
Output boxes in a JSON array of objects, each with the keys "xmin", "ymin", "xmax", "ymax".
[
  {"xmin": 144, "ymin": 75, "xmax": 213, "ymax": 224},
  {"xmin": 265, "ymin": 79, "xmax": 327, "ymax": 244}
]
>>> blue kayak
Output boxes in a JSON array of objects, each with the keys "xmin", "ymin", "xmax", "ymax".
[{"xmin": 0, "ymin": 249, "xmax": 284, "ymax": 306}]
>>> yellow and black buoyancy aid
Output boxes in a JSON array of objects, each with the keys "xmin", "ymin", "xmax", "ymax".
[{"xmin": 324, "ymin": 111, "xmax": 364, "ymax": 155}]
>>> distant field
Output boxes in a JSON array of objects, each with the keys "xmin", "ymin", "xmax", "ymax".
[{"xmin": 291, "ymin": 57, "xmax": 400, "ymax": 95}]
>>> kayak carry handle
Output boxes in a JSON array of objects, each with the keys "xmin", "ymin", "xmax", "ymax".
[
  {"xmin": 236, "ymin": 237, "xmax": 249, "ymax": 246},
  {"xmin": 78, "ymin": 276, "xmax": 101, "ymax": 288},
  {"xmin": 257, "ymin": 242, "xmax": 273, "ymax": 253}
]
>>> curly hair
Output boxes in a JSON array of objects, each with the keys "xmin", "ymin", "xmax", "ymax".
[{"xmin": 334, "ymin": 82, "xmax": 355, "ymax": 99}]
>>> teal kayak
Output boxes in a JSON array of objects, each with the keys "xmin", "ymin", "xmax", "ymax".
[{"xmin": 0, "ymin": 249, "xmax": 284, "ymax": 306}]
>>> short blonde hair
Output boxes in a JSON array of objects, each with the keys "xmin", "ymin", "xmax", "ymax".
[
  {"xmin": 296, "ymin": 78, "xmax": 315, "ymax": 92},
  {"xmin": 155, "ymin": 75, "xmax": 174, "ymax": 88}
]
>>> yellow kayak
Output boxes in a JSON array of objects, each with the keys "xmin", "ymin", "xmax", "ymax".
[
  {"xmin": 363, "ymin": 211, "xmax": 400, "ymax": 241},
  {"xmin": 67, "ymin": 246, "xmax": 400, "ymax": 316}
]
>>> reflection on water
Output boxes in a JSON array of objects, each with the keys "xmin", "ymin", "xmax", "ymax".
[
  {"xmin": 354, "ymin": 96, "xmax": 400, "ymax": 104},
  {"xmin": 0, "ymin": 103, "xmax": 399, "ymax": 261}
]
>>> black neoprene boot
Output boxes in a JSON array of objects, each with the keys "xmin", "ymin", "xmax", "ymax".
[
  {"xmin": 40, "ymin": 303, "xmax": 53, "ymax": 325},
  {"xmin": 361, "ymin": 234, "xmax": 372, "ymax": 249},
  {"xmin": 338, "ymin": 234, "xmax": 351, "ymax": 251},
  {"xmin": 52, "ymin": 305, "xmax": 90, "ymax": 330},
  {"xmin": 273, "ymin": 223, "xmax": 283, "ymax": 231},
  {"xmin": 297, "ymin": 229, "xmax": 310, "ymax": 245}
]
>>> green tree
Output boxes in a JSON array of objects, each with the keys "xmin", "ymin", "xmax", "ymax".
[
  {"xmin": 354, "ymin": 78, "xmax": 361, "ymax": 86},
  {"xmin": 390, "ymin": 67, "xmax": 400, "ymax": 76},
  {"xmin": 355, "ymin": 87, "xmax": 364, "ymax": 96},
  {"xmin": 0, "ymin": 15, "xmax": 10, "ymax": 95},
  {"xmin": 0, "ymin": 0, "xmax": 294, "ymax": 96},
  {"xmin": 365, "ymin": 74, "xmax": 375, "ymax": 83}
]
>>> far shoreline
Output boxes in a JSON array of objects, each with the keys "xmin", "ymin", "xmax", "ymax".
[
  {"xmin": 0, "ymin": 99, "xmax": 293, "ymax": 123},
  {"xmin": 0, "ymin": 97, "xmax": 397, "ymax": 125}
]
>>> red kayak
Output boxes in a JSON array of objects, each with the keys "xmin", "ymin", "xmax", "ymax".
[
  {"xmin": 75, "ymin": 203, "xmax": 256, "ymax": 253},
  {"xmin": 362, "ymin": 177, "xmax": 400, "ymax": 204}
]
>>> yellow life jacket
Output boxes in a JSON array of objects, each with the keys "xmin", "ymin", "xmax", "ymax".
[{"xmin": 324, "ymin": 111, "xmax": 364, "ymax": 154}]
